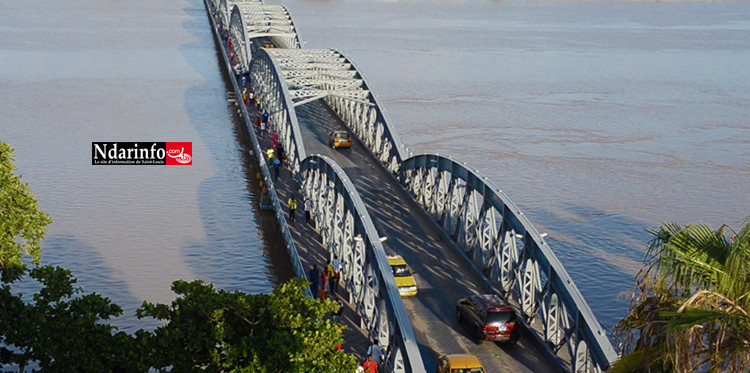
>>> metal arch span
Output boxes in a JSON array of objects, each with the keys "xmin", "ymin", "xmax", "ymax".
[
  {"xmin": 399, "ymin": 153, "xmax": 618, "ymax": 372},
  {"xmin": 229, "ymin": 3, "xmax": 301, "ymax": 72},
  {"xmin": 263, "ymin": 48, "xmax": 410, "ymax": 173},
  {"xmin": 301, "ymin": 155, "xmax": 425, "ymax": 373},
  {"xmin": 248, "ymin": 48, "xmax": 307, "ymax": 175},
  {"xmin": 237, "ymin": 4, "xmax": 301, "ymax": 49}
]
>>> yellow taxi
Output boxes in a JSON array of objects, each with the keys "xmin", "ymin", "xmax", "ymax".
[
  {"xmin": 436, "ymin": 354, "xmax": 485, "ymax": 373},
  {"xmin": 329, "ymin": 130, "xmax": 352, "ymax": 149},
  {"xmin": 387, "ymin": 255, "xmax": 417, "ymax": 297}
]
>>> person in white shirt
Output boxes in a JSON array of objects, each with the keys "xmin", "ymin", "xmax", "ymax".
[
  {"xmin": 367, "ymin": 338, "xmax": 386, "ymax": 367},
  {"xmin": 331, "ymin": 255, "xmax": 343, "ymax": 294}
]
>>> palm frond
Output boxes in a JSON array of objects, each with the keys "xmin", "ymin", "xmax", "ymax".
[
  {"xmin": 661, "ymin": 309, "xmax": 728, "ymax": 330},
  {"xmin": 646, "ymin": 223, "xmax": 731, "ymax": 293}
]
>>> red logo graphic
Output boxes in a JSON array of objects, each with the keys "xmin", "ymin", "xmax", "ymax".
[{"xmin": 166, "ymin": 142, "xmax": 193, "ymax": 165}]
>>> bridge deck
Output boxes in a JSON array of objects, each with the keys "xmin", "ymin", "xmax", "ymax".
[
  {"xmin": 289, "ymin": 100, "xmax": 560, "ymax": 373},
  {"xmin": 248, "ymin": 105, "xmax": 373, "ymax": 362}
]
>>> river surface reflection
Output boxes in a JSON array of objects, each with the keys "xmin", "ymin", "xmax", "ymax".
[
  {"xmin": 0, "ymin": 0, "xmax": 292, "ymax": 332},
  {"xmin": 278, "ymin": 0, "xmax": 750, "ymax": 330},
  {"xmin": 2, "ymin": 0, "xmax": 749, "ymax": 334}
]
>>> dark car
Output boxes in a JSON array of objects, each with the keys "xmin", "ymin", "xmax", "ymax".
[{"xmin": 456, "ymin": 294, "xmax": 520, "ymax": 345}]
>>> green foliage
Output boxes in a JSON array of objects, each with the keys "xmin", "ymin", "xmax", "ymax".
[
  {"xmin": 137, "ymin": 278, "xmax": 357, "ymax": 372},
  {"xmin": 0, "ymin": 142, "xmax": 52, "ymax": 269},
  {"xmin": 1, "ymin": 142, "xmax": 357, "ymax": 372},
  {"xmin": 0, "ymin": 265, "xmax": 143, "ymax": 372},
  {"xmin": 614, "ymin": 218, "xmax": 750, "ymax": 372},
  {"xmin": 1, "ymin": 269, "xmax": 358, "ymax": 372}
]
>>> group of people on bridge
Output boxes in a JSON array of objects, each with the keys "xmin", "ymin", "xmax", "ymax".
[
  {"xmin": 211, "ymin": 4, "xmax": 390, "ymax": 372},
  {"xmin": 309, "ymin": 258, "xmax": 386, "ymax": 372}
]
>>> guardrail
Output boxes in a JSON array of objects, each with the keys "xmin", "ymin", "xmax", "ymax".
[
  {"xmin": 301, "ymin": 155, "xmax": 426, "ymax": 373},
  {"xmin": 205, "ymin": 0, "xmax": 309, "ymax": 296},
  {"xmin": 210, "ymin": 0, "xmax": 617, "ymax": 371},
  {"xmin": 399, "ymin": 154, "xmax": 618, "ymax": 372},
  {"xmin": 248, "ymin": 48, "xmax": 307, "ymax": 175}
]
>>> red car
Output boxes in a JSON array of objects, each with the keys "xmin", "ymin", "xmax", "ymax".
[{"xmin": 456, "ymin": 294, "xmax": 520, "ymax": 345}]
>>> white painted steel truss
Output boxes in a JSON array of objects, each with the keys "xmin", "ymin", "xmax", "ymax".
[
  {"xmin": 301, "ymin": 155, "xmax": 424, "ymax": 373},
  {"xmin": 262, "ymin": 48, "xmax": 409, "ymax": 173},
  {"xmin": 236, "ymin": 4, "xmax": 300, "ymax": 49},
  {"xmin": 219, "ymin": 0, "xmax": 262, "ymax": 31},
  {"xmin": 228, "ymin": 3, "xmax": 301, "ymax": 72},
  {"xmin": 246, "ymin": 48, "xmax": 426, "ymax": 373},
  {"xmin": 248, "ymin": 50, "xmax": 306, "ymax": 176},
  {"xmin": 216, "ymin": 1, "xmax": 616, "ymax": 371},
  {"xmin": 399, "ymin": 154, "xmax": 618, "ymax": 373}
]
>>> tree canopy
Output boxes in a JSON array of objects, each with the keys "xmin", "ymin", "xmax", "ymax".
[
  {"xmin": 0, "ymin": 142, "xmax": 51, "ymax": 271},
  {"xmin": 0, "ymin": 141, "xmax": 358, "ymax": 372},
  {"xmin": 613, "ymin": 218, "xmax": 750, "ymax": 373},
  {"xmin": 137, "ymin": 278, "xmax": 357, "ymax": 372}
]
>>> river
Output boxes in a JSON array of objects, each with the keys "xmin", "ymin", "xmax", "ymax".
[{"xmin": 2, "ymin": 0, "xmax": 748, "ymax": 335}]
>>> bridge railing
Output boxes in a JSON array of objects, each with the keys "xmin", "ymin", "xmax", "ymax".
[
  {"xmin": 228, "ymin": 10, "xmax": 427, "ymax": 373},
  {"xmin": 205, "ymin": 0, "xmax": 309, "ymax": 293},
  {"xmin": 398, "ymin": 154, "xmax": 618, "ymax": 372},
  {"xmin": 318, "ymin": 50, "xmax": 618, "ymax": 373},
  {"xmin": 301, "ymin": 155, "xmax": 426, "ymax": 373},
  {"xmin": 248, "ymin": 48, "xmax": 307, "ymax": 175}
]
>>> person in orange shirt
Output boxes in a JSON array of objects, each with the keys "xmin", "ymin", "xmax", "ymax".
[{"xmin": 362, "ymin": 355, "xmax": 378, "ymax": 373}]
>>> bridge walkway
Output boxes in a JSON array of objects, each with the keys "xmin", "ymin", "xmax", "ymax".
[
  {"xmin": 247, "ymin": 104, "xmax": 373, "ymax": 362},
  {"xmin": 291, "ymin": 100, "xmax": 560, "ymax": 373}
]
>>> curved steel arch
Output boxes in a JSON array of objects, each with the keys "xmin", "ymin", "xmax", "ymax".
[
  {"xmin": 260, "ymin": 48, "xmax": 409, "ymax": 173},
  {"xmin": 238, "ymin": 4, "xmax": 301, "ymax": 49},
  {"xmin": 229, "ymin": 3, "xmax": 302, "ymax": 70},
  {"xmin": 228, "ymin": 4, "xmax": 252, "ymax": 71},
  {"xmin": 399, "ymin": 153, "xmax": 617, "ymax": 372},
  {"xmin": 205, "ymin": 0, "xmax": 310, "ymax": 298},
  {"xmin": 248, "ymin": 48, "xmax": 307, "ymax": 175},
  {"xmin": 301, "ymin": 155, "xmax": 425, "ymax": 373}
]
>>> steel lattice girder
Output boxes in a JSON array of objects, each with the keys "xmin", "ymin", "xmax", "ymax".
[
  {"xmin": 234, "ymin": 3, "xmax": 301, "ymax": 49},
  {"xmin": 261, "ymin": 49, "xmax": 410, "ymax": 173},
  {"xmin": 398, "ymin": 153, "xmax": 617, "ymax": 372},
  {"xmin": 249, "ymin": 50, "xmax": 307, "ymax": 175},
  {"xmin": 301, "ymin": 155, "xmax": 426, "ymax": 373},
  {"xmin": 264, "ymin": 49, "xmax": 372, "ymax": 107}
]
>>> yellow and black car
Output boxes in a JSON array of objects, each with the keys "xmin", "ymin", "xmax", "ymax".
[
  {"xmin": 387, "ymin": 255, "xmax": 417, "ymax": 297},
  {"xmin": 328, "ymin": 130, "xmax": 352, "ymax": 149}
]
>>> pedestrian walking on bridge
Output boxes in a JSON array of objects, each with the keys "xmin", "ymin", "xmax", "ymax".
[
  {"xmin": 331, "ymin": 255, "xmax": 342, "ymax": 295},
  {"xmin": 309, "ymin": 265, "xmax": 320, "ymax": 299},
  {"xmin": 288, "ymin": 195, "xmax": 297, "ymax": 223},
  {"xmin": 273, "ymin": 158, "xmax": 281, "ymax": 181},
  {"xmin": 304, "ymin": 197, "xmax": 312, "ymax": 223}
]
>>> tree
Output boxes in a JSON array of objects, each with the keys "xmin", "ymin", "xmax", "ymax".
[
  {"xmin": 613, "ymin": 218, "xmax": 750, "ymax": 372},
  {"xmin": 0, "ymin": 265, "xmax": 143, "ymax": 372},
  {"xmin": 1, "ymin": 143, "xmax": 140, "ymax": 371},
  {"xmin": 0, "ymin": 142, "xmax": 52, "ymax": 271},
  {"xmin": 1, "ymin": 141, "xmax": 357, "ymax": 372},
  {"xmin": 137, "ymin": 278, "xmax": 358, "ymax": 372}
]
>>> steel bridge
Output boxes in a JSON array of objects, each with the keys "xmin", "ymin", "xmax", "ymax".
[{"xmin": 206, "ymin": 0, "xmax": 618, "ymax": 372}]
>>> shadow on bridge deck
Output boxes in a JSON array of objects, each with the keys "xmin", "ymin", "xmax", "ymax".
[
  {"xmin": 248, "ymin": 104, "xmax": 373, "ymax": 364},
  {"xmin": 285, "ymin": 100, "xmax": 563, "ymax": 373}
]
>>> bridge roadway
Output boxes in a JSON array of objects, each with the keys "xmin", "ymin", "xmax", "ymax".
[{"xmin": 289, "ymin": 100, "xmax": 558, "ymax": 373}]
